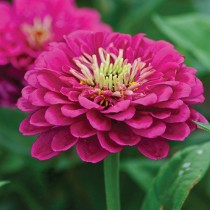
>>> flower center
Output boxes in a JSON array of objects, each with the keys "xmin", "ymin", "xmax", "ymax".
[
  {"xmin": 70, "ymin": 48, "xmax": 154, "ymax": 106},
  {"xmin": 21, "ymin": 16, "xmax": 53, "ymax": 49}
]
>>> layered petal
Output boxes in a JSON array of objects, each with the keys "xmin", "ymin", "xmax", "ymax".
[
  {"xmin": 137, "ymin": 138, "xmax": 170, "ymax": 160},
  {"xmin": 76, "ymin": 136, "xmax": 109, "ymax": 163}
]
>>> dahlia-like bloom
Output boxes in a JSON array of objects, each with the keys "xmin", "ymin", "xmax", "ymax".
[
  {"xmin": 0, "ymin": 0, "xmax": 111, "ymax": 69},
  {"xmin": 0, "ymin": 65, "xmax": 24, "ymax": 107},
  {"xmin": 0, "ymin": 0, "xmax": 111, "ymax": 107},
  {"xmin": 18, "ymin": 31, "xmax": 207, "ymax": 163}
]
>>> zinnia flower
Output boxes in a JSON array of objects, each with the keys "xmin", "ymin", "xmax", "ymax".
[
  {"xmin": 0, "ymin": 65, "xmax": 24, "ymax": 107},
  {"xmin": 0, "ymin": 0, "xmax": 111, "ymax": 69},
  {"xmin": 0, "ymin": 0, "xmax": 111, "ymax": 106},
  {"xmin": 18, "ymin": 31, "xmax": 207, "ymax": 163}
]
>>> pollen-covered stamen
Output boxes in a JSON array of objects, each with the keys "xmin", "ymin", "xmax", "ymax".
[
  {"xmin": 70, "ymin": 48, "xmax": 154, "ymax": 101},
  {"xmin": 21, "ymin": 16, "xmax": 53, "ymax": 49}
]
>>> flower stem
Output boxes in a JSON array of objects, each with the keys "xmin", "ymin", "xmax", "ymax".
[{"xmin": 104, "ymin": 153, "xmax": 121, "ymax": 210}]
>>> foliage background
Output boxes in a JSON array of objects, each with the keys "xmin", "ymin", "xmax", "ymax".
[{"xmin": 1, "ymin": 0, "xmax": 210, "ymax": 209}]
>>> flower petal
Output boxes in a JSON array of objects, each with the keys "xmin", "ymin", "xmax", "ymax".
[
  {"xmin": 51, "ymin": 127, "xmax": 78, "ymax": 151},
  {"xmin": 76, "ymin": 136, "xmax": 109, "ymax": 163},
  {"xmin": 132, "ymin": 121, "xmax": 166, "ymax": 138},
  {"xmin": 101, "ymin": 100, "xmax": 130, "ymax": 114},
  {"xmin": 86, "ymin": 110, "xmax": 111, "ymax": 131},
  {"xmin": 61, "ymin": 104, "xmax": 86, "ymax": 118},
  {"xmin": 37, "ymin": 72, "xmax": 63, "ymax": 92},
  {"xmin": 31, "ymin": 129, "xmax": 60, "ymax": 160},
  {"xmin": 164, "ymin": 104, "xmax": 190, "ymax": 123},
  {"xmin": 137, "ymin": 138, "xmax": 170, "ymax": 160},
  {"xmin": 162, "ymin": 123, "xmax": 190, "ymax": 141},
  {"xmin": 97, "ymin": 131, "xmax": 123, "ymax": 153},
  {"xmin": 132, "ymin": 93, "xmax": 157, "ymax": 106},
  {"xmin": 125, "ymin": 112, "xmax": 153, "ymax": 129},
  {"xmin": 106, "ymin": 106, "xmax": 136, "ymax": 121},
  {"xmin": 109, "ymin": 123, "xmax": 141, "ymax": 146},
  {"xmin": 78, "ymin": 96, "xmax": 103, "ymax": 110},
  {"xmin": 30, "ymin": 108, "xmax": 51, "ymax": 126},
  {"xmin": 44, "ymin": 91, "xmax": 70, "ymax": 104},
  {"xmin": 45, "ymin": 105, "xmax": 75, "ymax": 125},
  {"xmin": 29, "ymin": 88, "xmax": 48, "ymax": 106},
  {"xmin": 20, "ymin": 115, "xmax": 51, "ymax": 135},
  {"xmin": 71, "ymin": 118, "xmax": 97, "ymax": 138}
]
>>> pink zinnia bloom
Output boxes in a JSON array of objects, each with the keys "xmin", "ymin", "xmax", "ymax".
[
  {"xmin": 0, "ymin": 65, "xmax": 24, "ymax": 107},
  {"xmin": 18, "ymin": 31, "xmax": 207, "ymax": 163},
  {"xmin": 0, "ymin": 0, "xmax": 111, "ymax": 106},
  {"xmin": 0, "ymin": 0, "xmax": 111, "ymax": 69}
]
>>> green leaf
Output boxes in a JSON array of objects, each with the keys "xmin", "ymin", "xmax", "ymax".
[
  {"xmin": 121, "ymin": 158, "xmax": 164, "ymax": 191},
  {"xmin": 117, "ymin": 0, "xmax": 166, "ymax": 32},
  {"xmin": 0, "ymin": 108, "xmax": 32, "ymax": 155},
  {"xmin": 153, "ymin": 14, "xmax": 210, "ymax": 72},
  {"xmin": 0, "ymin": 181, "xmax": 10, "ymax": 187},
  {"xmin": 141, "ymin": 142, "xmax": 210, "ymax": 210},
  {"xmin": 194, "ymin": 122, "xmax": 210, "ymax": 133}
]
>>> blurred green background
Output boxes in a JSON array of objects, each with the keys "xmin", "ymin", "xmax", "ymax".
[{"xmin": 1, "ymin": 0, "xmax": 210, "ymax": 209}]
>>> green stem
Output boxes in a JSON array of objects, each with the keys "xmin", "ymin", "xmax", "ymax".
[{"xmin": 104, "ymin": 153, "xmax": 121, "ymax": 210}]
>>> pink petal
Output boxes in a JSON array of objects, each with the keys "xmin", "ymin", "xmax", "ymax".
[
  {"xmin": 125, "ymin": 112, "xmax": 153, "ymax": 129},
  {"xmin": 29, "ymin": 88, "xmax": 48, "ymax": 106},
  {"xmin": 155, "ymin": 100, "xmax": 183, "ymax": 109},
  {"xmin": 20, "ymin": 116, "xmax": 51, "ymax": 136},
  {"xmin": 76, "ymin": 136, "xmax": 110, "ymax": 163},
  {"xmin": 25, "ymin": 71, "xmax": 41, "ymax": 88},
  {"xmin": 79, "ymin": 96, "xmax": 103, "ymax": 110},
  {"xmin": 109, "ymin": 123, "xmax": 141, "ymax": 146},
  {"xmin": 35, "ymin": 48, "xmax": 71, "ymax": 72},
  {"xmin": 164, "ymin": 104, "xmax": 190, "ymax": 123},
  {"xmin": 45, "ymin": 105, "xmax": 75, "ymax": 125},
  {"xmin": 132, "ymin": 121, "xmax": 166, "ymax": 138},
  {"xmin": 37, "ymin": 72, "xmax": 63, "ymax": 92},
  {"xmin": 162, "ymin": 123, "xmax": 190, "ymax": 141},
  {"xmin": 30, "ymin": 108, "xmax": 51, "ymax": 126},
  {"xmin": 61, "ymin": 104, "xmax": 86, "ymax": 118},
  {"xmin": 106, "ymin": 106, "xmax": 136, "ymax": 121},
  {"xmin": 184, "ymin": 95, "xmax": 205, "ymax": 105},
  {"xmin": 17, "ymin": 98, "xmax": 37, "ymax": 112},
  {"xmin": 31, "ymin": 129, "xmax": 60, "ymax": 160},
  {"xmin": 51, "ymin": 127, "xmax": 78, "ymax": 151},
  {"xmin": 137, "ymin": 138, "xmax": 170, "ymax": 160},
  {"xmin": 68, "ymin": 91, "xmax": 80, "ymax": 102},
  {"xmin": 171, "ymin": 82, "xmax": 191, "ymax": 99},
  {"xmin": 132, "ymin": 93, "xmax": 157, "ymax": 106},
  {"xmin": 44, "ymin": 91, "xmax": 70, "ymax": 104},
  {"xmin": 97, "ymin": 131, "xmax": 123, "ymax": 153},
  {"xmin": 86, "ymin": 110, "xmax": 111, "ymax": 131},
  {"xmin": 101, "ymin": 100, "xmax": 130, "ymax": 114},
  {"xmin": 70, "ymin": 118, "xmax": 97, "ymax": 138},
  {"xmin": 153, "ymin": 85, "xmax": 173, "ymax": 102},
  {"xmin": 21, "ymin": 86, "xmax": 35, "ymax": 99},
  {"xmin": 150, "ymin": 110, "xmax": 171, "ymax": 119}
]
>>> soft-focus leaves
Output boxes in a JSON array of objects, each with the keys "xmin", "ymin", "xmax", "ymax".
[
  {"xmin": 0, "ymin": 181, "xmax": 10, "ymax": 187},
  {"xmin": 116, "ymin": 0, "xmax": 166, "ymax": 32},
  {"xmin": 141, "ymin": 142, "xmax": 210, "ymax": 210},
  {"xmin": 121, "ymin": 158, "xmax": 164, "ymax": 191},
  {"xmin": 0, "ymin": 108, "xmax": 32, "ymax": 155},
  {"xmin": 153, "ymin": 14, "xmax": 210, "ymax": 73}
]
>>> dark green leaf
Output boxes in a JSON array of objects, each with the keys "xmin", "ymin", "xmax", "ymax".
[{"xmin": 141, "ymin": 142, "xmax": 210, "ymax": 210}]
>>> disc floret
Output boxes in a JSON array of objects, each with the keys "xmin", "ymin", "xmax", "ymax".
[
  {"xmin": 21, "ymin": 16, "xmax": 53, "ymax": 49},
  {"xmin": 70, "ymin": 48, "xmax": 153, "ymax": 102}
]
